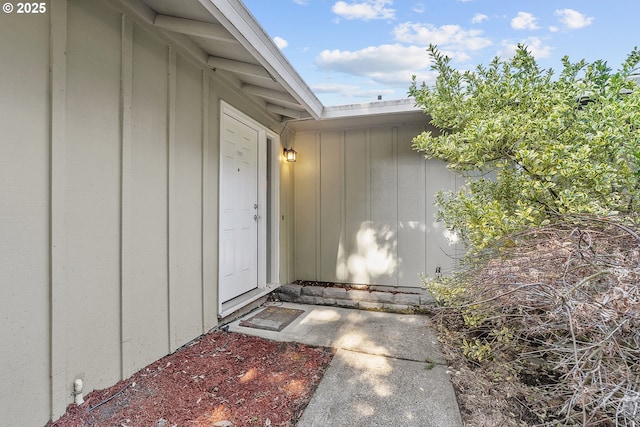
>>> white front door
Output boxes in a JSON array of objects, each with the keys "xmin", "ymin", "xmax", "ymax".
[{"xmin": 219, "ymin": 113, "xmax": 259, "ymax": 302}]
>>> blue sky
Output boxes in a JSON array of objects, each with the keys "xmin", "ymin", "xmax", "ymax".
[{"xmin": 242, "ymin": 0, "xmax": 639, "ymax": 106}]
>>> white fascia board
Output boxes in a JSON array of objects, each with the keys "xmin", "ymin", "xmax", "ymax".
[
  {"xmin": 199, "ymin": 0, "xmax": 324, "ymax": 119},
  {"xmin": 321, "ymin": 98, "xmax": 421, "ymax": 120}
]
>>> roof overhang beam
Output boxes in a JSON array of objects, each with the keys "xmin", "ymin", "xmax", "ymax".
[
  {"xmin": 265, "ymin": 104, "xmax": 307, "ymax": 119},
  {"xmin": 207, "ymin": 56, "xmax": 273, "ymax": 80},
  {"xmin": 195, "ymin": 0, "xmax": 324, "ymax": 119},
  {"xmin": 154, "ymin": 14, "xmax": 238, "ymax": 44},
  {"xmin": 242, "ymin": 84, "xmax": 303, "ymax": 109}
]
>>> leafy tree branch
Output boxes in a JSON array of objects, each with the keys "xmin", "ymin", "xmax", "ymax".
[{"xmin": 410, "ymin": 44, "xmax": 640, "ymax": 250}]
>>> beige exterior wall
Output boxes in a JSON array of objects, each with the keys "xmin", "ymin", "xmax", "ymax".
[
  {"xmin": 293, "ymin": 123, "xmax": 460, "ymax": 287},
  {"xmin": 279, "ymin": 129, "xmax": 297, "ymax": 284},
  {"xmin": 0, "ymin": 5, "xmax": 51, "ymax": 426},
  {"xmin": 0, "ymin": 0, "xmax": 284, "ymax": 424}
]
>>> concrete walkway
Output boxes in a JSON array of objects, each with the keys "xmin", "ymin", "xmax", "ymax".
[{"xmin": 228, "ymin": 302, "xmax": 463, "ymax": 427}]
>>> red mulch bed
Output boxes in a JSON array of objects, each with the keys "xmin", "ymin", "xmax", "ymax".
[{"xmin": 47, "ymin": 331, "xmax": 334, "ymax": 427}]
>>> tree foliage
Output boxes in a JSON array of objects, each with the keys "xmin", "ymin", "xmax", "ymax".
[{"xmin": 410, "ymin": 44, "xmax": 640, "ymax": 249}]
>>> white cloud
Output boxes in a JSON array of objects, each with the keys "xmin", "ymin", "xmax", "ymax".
[
  {"xmin": 392, "ymin": 22, "xmax": 492, "ymax": 53},
  {"xmin": 317, "ymin": 44, "xmax": 431, "ymax": 74},
  {"xmin": 312, "ymin": 83, "xmax": 397, "ymax": 100},
  {"xmin": 332, "ymin": 0, "xmax": 395, "ymax": 21},
  {"xmin": 312, "ymin": 83, "xmax": 361, "ymax": 94},
  {"xmin": 498, "ymin": 37, "xmax": 553, "ymax": 60},
  {"xmin": 412, "ymin": 3, "xmax": 426, "ymax": 14},
  {"xmin": 511, "ymin": 12, "xmax": 539, "ymax": 30},
  {"xmin": 471, "ymin": 13, "xmax": 488, "ymax": 24},
  {"xmin": 315, "ymin": 43, "xmax": 442, "ymax": 88},
  {"xmin": 292, "ymin": 0, "xmax": 309, "ymax": 4},
  {"xmin": 442, "ymin": 50, "xmax": 471, "ymax": 63},
  {"xmin": 367, "ymin": 70, "xmax": 428, "ymax": 86},
  {"xmin": 408, "ymin": 70, "xmax": 438, "ymax": 87},
  {"xmin": 555, "ymin": 9, "xmax": 594, "ymax": 30},
  {"xmin": 273, "ymin": 36, "xmax": 288, "ymax": 49}
]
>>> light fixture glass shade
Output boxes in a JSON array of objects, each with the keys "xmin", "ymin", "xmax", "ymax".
[{"xmin": 284, "ymin": 147, "xmax": 297, "ymax": 162}]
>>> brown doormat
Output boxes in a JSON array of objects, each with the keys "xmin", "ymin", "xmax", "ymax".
[{"xmin": 240, "ymin": 306, "xmax": 305, "ymax": 332}]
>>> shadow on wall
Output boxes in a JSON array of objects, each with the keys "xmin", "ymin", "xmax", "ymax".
[
  {"xmin": 336, "ymin": 221, "xmax": 399, "ymax": 284},
  {"xmin": 335, "ymin": 219, "xmax": 461, "ymax": 284}
]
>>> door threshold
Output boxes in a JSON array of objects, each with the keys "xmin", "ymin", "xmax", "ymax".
[{"xmin": 219, "ymin": 284, "xmax": 281, "ymax": 320}]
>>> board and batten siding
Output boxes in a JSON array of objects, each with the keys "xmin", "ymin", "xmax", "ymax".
[
  {"xmin": 279, "ymin": 129, "xmax": 297, "ymax": 284},
  {"xmin": 293, "ymin": 123, "xmax": 460, "ymax": 287},
  {"xmin": 0, "ymin": 3, "xmax": 51, "ymax": 426},
  {"xmin": 0, "ymin": 0, "xmax": 282, "ymax": 424}
]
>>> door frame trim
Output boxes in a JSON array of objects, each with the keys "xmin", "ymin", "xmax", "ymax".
[{"xmin": 218, "ymin": 101, "xmax": 280, "ymax": 315}]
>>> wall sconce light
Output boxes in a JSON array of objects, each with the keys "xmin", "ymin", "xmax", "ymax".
[{"xmin": 283, "ymin": 147, "xmax": 297, "ymax": 162}]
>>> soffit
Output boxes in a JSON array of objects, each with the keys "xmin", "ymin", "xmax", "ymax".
[
  {"xmin": 115, "ymin": 0, "xmax": 424, "ymax": 127},
  {"xmin": 131, "ymin": 0, "xmax": 322, "ymax": 120}
]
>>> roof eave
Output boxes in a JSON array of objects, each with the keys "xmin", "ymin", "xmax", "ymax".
[
  {"xmin": 200, "ymin": 0, "xmax": 324, "ymax": 120},
  {"xmin": 321, "ymin": 98, "xmax": 421, "ymax": 120},
  {"xmin": 287, "ymin": 98, "xmax": 426, "ymax": 132}
]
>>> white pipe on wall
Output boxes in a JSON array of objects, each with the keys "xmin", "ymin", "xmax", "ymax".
[{"xmin": 73, "ymin": 379, "xmax": 84, "ymax": 405}]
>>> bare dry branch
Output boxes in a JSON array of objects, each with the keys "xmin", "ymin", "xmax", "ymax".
[{"xmin": 430, "ymin": 215, "xmax": 640, "ymax": 426}]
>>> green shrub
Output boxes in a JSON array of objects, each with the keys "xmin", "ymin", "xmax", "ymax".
[{"xmin": 410, "ymin": 44, "xmax": 640, "ymax": 250}]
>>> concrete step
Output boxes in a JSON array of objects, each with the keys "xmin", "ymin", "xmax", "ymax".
[{"xmin": 273, "ymin": 283, "xmax": 435, "ymax": 314}]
